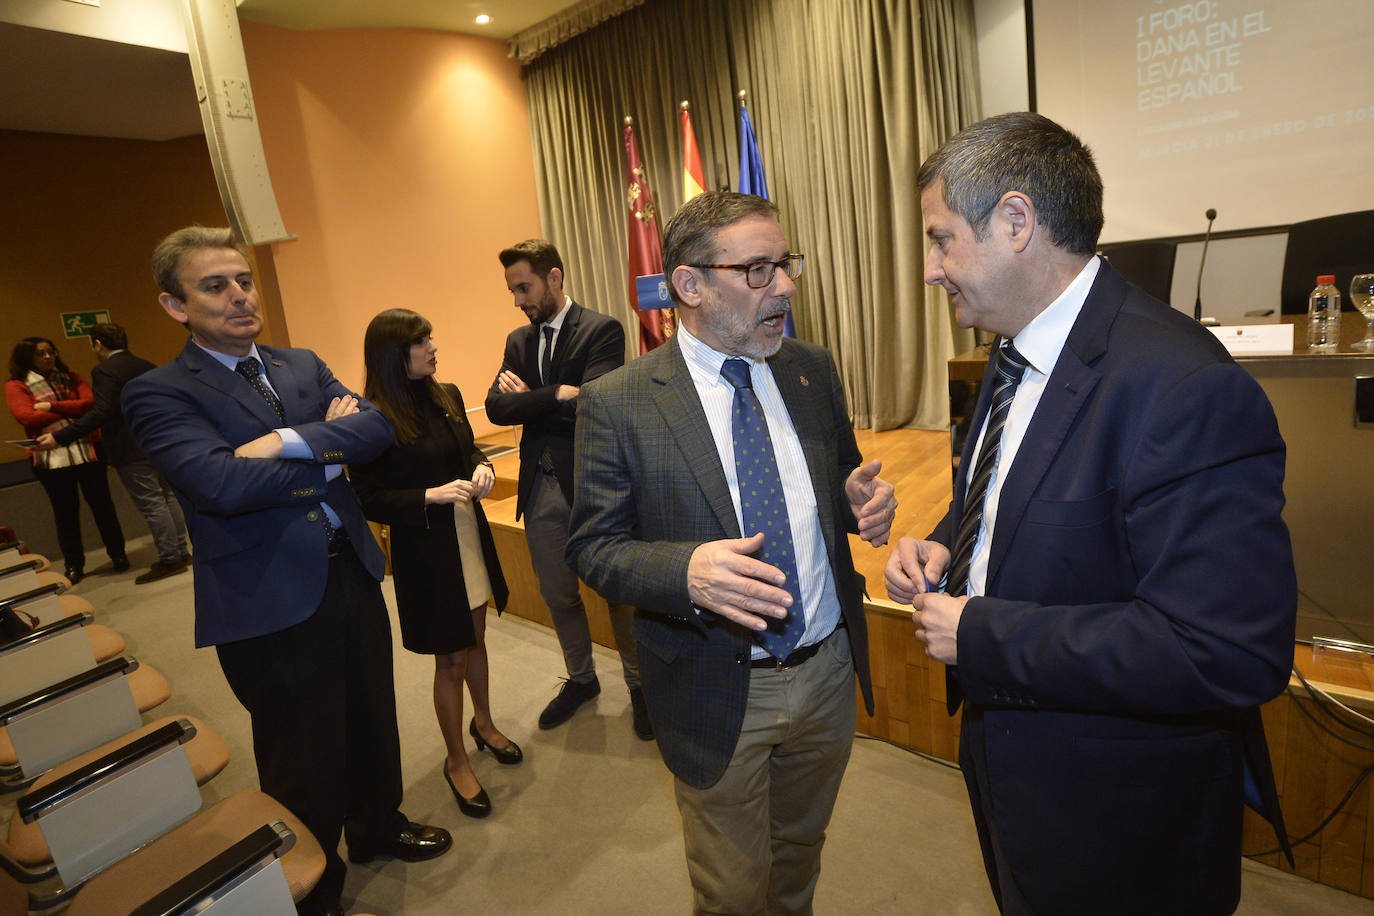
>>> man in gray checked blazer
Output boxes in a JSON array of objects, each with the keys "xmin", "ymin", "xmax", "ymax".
[{"xmin": 567, "ymin": 191, "xmax": 896, "ymax": 915}]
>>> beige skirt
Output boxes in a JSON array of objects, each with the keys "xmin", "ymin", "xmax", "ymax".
[{"xmin": 453, "ymin": 499, "xmax": 493, "ymax": 610}]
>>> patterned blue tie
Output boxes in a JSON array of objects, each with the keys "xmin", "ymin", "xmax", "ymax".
[
  {"xmin": 720, "ymin": 358, "xmax": 804, "ymax": 659},
  {"xmin": 237, "ymin": 358, "xmax": 335, "ymax": 544},
  {"xmin": 947, "ymin": 342, "xmax": 1028, "ymax": 596}
]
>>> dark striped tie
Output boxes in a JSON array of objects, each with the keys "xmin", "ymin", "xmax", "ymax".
[
  {"xmin": 946, "ymin": 342, "xmax": 1028, "ymax": 596},
  {"xmin": 720, "ymin": 358, "xmax": 805, "ymax": 660}
]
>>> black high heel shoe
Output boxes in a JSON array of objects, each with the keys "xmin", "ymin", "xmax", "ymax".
[
  {"xmin": 443, "ymin": 762, "xmax": 492, "ymax": 819},
  {"xmin": 469, "ymin": 718, "xmax": 523, "ymax": 765}
]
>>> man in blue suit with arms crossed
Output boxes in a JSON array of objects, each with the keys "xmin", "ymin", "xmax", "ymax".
[
  {"xmin": 123, "ymin": 227, "xmax": 450, "ymax": 916},
  {"xmin": 886, "ymin": 113, "xmax": 1295, "ymax": 915}
]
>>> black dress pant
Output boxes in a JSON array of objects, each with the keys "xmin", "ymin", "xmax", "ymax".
[
  {"xmin": 33, "ymin": 460, "xmax": 126, "ymax": 571},
  {"xmin": 216, "ymin": 543, "xmax": 405, "ymax": 914}
]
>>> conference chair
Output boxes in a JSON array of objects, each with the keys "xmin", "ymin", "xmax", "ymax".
[
  {"xmin": 0, "ymin": 656, "xmax": 171, "ymax": 790},
  {"xmin": 1279, "ymin": 209, "xmax": 1374, "ymax": 314},
  {"xmin": 5, "ymin": 719, "xmax": 325, "ymax": 913},
  {"xmin": 2, "ymin": 581, "xmax": 99, "ymax": 632},
  {"xmin": 1099, "ymin": 239, "xmax": 1177, "ymax": 304},
  {"xmin": 84, "ymin": 818, "xmax": 305, "ymax": 916},
  {"xmin": 5, "ymin": 715, "xmax": 230, "ymax": 871},
  {"xmin": 0, "ymin": 557, "xmax": 49, "ymax": 603},
  {"xmin": 0, "ymin": 613, "xmax": 129, "ymax": 711},
  {"xmin": 68, "ymin": 796, "xmax": 326, "ymax": 916}
]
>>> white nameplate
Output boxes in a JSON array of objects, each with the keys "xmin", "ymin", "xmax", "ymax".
[{"xmin": 1207, "ymin": 324, "xmax": 1295, "ymax": 356}]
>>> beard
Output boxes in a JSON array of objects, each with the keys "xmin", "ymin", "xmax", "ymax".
[
  {"xmin": 698, "ymin": 289, "xmax": 789, "ymax": 359},
  {"xmin": 525, "ymin": 284, "xmax": 561, "ymax": 325}
]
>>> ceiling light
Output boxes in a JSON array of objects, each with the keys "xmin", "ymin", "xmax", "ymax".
[{"xmin": 475, "ymin": 14, "xmax": 491, "ymax": 25}]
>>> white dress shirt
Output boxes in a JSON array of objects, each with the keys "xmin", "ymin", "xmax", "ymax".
[
  {"xmin": 539, "ymin": 297, "xmax": 573, "ymax": 382},
  {"xmin": 965, "ymin": 256, "xmax": 1100, "ymax": 596},
  {"xmin": 677, "ymin": 325, "xmax": 841, "ymax": 656}
]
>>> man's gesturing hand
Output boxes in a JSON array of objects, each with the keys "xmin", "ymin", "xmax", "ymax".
[
  {"xmin": 687, "ymin": 533, "xmax": 793, "ymax": 631},
  {"xmin": 845, "ymin": 458, "xmax": 896, "ymax": 547}
]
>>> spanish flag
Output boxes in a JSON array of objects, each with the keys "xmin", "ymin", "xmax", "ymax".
[{"xmin": 680, "ymin": 101, "xmax": 706, "ymax": 202}]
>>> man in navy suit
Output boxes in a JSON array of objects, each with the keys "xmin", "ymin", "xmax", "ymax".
[
  {"xmin": 484, "ymin": 239, "xmax": 647, "ymax": 736},
  {"xmin": 123, "ymin": 227, "xmax": 450, "ymax": 916},
  {"xmin": 568, "ymin": 192, "xmax": 895, "ymax": 913},
  {"xmin": 885, "ymin": 113, "xmax": 1295, "ymax": 915}
]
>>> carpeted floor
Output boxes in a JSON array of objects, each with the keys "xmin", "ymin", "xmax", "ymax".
[{"xmin": 29, "ymin": 534, "xmax": 1374, "ymax": 915}]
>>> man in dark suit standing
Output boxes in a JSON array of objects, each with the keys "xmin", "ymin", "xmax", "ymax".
[
  {"xmin": 885, "ymin": 113, "xmax": 1296, "ymax": 915},
  {"xmin": 37, "ymin": 323, "xmax": 189, "ymax": 584},
  {"xmin": 123, "ymin": 227, "xmax": 450, "ymax": 916},
  {"xmin": 567, "ymin": 192, "xmax": 895, "ymax": 913},
  {"xmin": 485, "ymin": 239, "xmax": 648, "ymax": 736}
]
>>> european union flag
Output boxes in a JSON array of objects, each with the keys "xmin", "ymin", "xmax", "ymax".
[{"xmin": 739, "ymin": 104, "xmax": 769, "ymax": 200}]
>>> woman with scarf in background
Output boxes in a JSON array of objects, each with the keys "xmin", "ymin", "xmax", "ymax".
[{"xmin": 6, "ymin": 336, "xmax": 127, "ymax": 582}]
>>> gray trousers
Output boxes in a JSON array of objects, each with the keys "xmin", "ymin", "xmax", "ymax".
[
  {"xmin": 115, "ymin": 459, "xmax": 189, "ymax": 563},
  {"xmin": 674, "ymin": 630, "xmax": 856, "ymax": 915},
  {"xmin": 524, "ymin": 471, "xmax": 638, "ymax": 688}
]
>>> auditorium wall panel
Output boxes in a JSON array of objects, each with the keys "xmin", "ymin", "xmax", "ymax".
[
  {"xmin": 0, "ymin": 130, "xmax": 226, "ymax": 444},
  {"xmin": 240, "ymin": 24, "xmax": 543, "ymax": 434}
]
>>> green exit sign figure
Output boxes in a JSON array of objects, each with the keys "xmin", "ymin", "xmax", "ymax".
[{"xmin": 60, "ymin": 311, "xmax": 111, "ymax": 339}]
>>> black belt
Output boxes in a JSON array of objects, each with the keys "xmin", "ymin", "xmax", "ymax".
[
  {"xmin": 750, "ymin": 621, "xmax": 843, "ymax": 670},
  {"xmin": 327, "ymin": 528, "xmax": 350, "ymax": 558}
]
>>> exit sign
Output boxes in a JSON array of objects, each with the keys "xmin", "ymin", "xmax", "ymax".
[{"xmin": 60, "ymin": 311, "xmax": 111, "ymax": 339}]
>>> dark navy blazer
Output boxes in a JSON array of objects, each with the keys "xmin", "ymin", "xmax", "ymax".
[
  {"xmin": 123, "ymin": 339, "xmax": 392, "ymax": 647},
  {"xmin": 936, "ymin": 260, "xmax": 1296, "ymax": 914}
]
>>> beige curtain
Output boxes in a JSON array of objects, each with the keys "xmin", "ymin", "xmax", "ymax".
[{"xmin": 522, "ymin": 0, "xmax": 981, "ymax": 429}]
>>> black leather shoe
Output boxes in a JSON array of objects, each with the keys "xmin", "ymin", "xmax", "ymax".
[
  {"xmin": 629, "ymin": 686, "xmax": 654, "ymax": 741},
  {"xmin": 443, "ymin": 764, "xmax": 492, "ymax": 819},
  {"xmin": 469, "ymin": 718, "xmax": 522, "ymax": 764},
  {"xmin": 64, "ymin": 567, "xmax": 84, "ymax": 585},
  {"xmin": 111, "ymin": 556, "xmax": 131, "ymax": 573},
  {"xmin": 347, "ymin": 821, "xmax": 452, "ymax": 863},
  {"xmin": 538, "ymin": 676, "xmax": 600, "ymax": 730}
]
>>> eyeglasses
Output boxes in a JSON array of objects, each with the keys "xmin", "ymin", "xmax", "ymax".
[{"xmin": 688, "ymin": 253, "xmax": 804, "ymax": 289}]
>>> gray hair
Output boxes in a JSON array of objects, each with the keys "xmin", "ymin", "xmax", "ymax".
[
  {"xmin": 916, "ymin": 112, "xmax": 1103, "ymax": 255},
  {"xmin": 152, "ymin": 226, "xmax": 250, "ymax": 299},
  {"xmin": 662, "ymin": 191, "xmax": 780, "ymax": 304}
]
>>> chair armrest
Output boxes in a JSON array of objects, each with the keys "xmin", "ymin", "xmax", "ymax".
[
  {"xmin": 0, "ymin": 613, "xmax": 92, "ymax": 655},
  {"xmin": 129, "ymin": 821, "xmax": 295, "ymax": 916},
  {"xmin": 0, "ymin": 583, "xmax": 64, "ymax": 614},
  {"xmin": 0, "ymin": 658, "xmax": 138, "ymax": 726},
  {"xmin": 17, "ymin": 718, "xmax": 195, "ymax": 824},
  {"xmin": 0, "ymin": 559, "xmax": 42, "ymax": 578}
]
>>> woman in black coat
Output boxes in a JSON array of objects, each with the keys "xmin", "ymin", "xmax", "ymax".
[{"xmin": 353, "ymin": 309, "xmax": 519, "ymax": 819}]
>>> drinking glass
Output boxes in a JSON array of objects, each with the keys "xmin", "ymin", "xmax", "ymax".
[{"xmin": 1352, "ymin": 274, "xmax": 1374, "ymax": 351}]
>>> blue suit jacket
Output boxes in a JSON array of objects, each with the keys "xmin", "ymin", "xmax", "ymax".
[
  {"xmin": 123, "ymin": 340, "xmax": 392, "ymax": 647},
  {"xmin": 568, "ymin": 336, "xmax": 874, "ymax": 789},
  {"xmin": 936, "ymin": 260, "xmax": 1296, "ymax": 913}
]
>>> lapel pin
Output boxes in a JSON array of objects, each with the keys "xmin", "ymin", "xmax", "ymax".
[{"xmin": 799, "ymin": 375, "xmax": 809, "ymax": 387}]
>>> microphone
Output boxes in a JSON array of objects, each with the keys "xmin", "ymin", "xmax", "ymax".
[{"xmin": 1194, "ymin": 207, "xmax": 1217, "ymax": 321}]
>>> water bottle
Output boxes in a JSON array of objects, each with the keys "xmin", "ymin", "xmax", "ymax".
[{"xmin": 1307, "ymin": 274, "xmax": 1341, "ymax": 350}]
